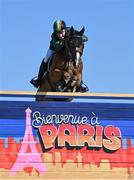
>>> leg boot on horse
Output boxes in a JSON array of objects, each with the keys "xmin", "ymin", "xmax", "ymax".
[{"xmin": 77, "ymin": 80, "xmax": 89, "ymax": 93}]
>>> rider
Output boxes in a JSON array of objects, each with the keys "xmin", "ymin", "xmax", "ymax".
[{"xmin": 30, "ymin": 19, "xmax": 88, "ymax": 92}]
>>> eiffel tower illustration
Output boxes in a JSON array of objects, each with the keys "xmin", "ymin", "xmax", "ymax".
[{"xmin": 10, "ymin": 107, "xmax": 48, "ymax": 176}]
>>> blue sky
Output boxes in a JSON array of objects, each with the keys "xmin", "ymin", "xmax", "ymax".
[{"xmin": 0, "ymin": 0, "xmax": 134, "ymax": 94}]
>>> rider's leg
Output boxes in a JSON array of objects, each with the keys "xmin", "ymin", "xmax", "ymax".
[
  {"xmin": 37, "ymin": 49, "xmax": 54, "ymax": 84},
  {"xmin": 30, "ymin": 49, "xmax": 54, "ymax": 88}
]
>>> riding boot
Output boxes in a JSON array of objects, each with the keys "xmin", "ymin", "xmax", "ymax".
[{"xmin": 30, "ymin": 60, "xmax": 47, "ymax": 88}]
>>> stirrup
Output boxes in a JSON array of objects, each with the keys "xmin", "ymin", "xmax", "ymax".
[{"xmin": 30, "ymin": 77, "xmax": 39, "ymax": 88}]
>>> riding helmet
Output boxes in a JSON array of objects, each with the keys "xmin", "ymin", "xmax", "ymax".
[{"xmin": 53, "ymin": 20, "xmax": 66, "ymax": 32}]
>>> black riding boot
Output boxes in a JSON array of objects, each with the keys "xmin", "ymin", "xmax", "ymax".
[{"xmin": 30, "ymin": 60, "xmax": 47, "ymax": 88}]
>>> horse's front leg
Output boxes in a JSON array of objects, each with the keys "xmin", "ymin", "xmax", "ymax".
[
  {"xmin": 72, "ymin": 86, "xmax": 77, "ymax": 92},
  {"xmin": 69, "ymin": 73, "xmax": 82, "ymax": 93}
]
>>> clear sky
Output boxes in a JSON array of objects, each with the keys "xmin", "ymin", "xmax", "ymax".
[{"xmin": 0, "ymin": 0, "xmax": 134, "ymax": 94}]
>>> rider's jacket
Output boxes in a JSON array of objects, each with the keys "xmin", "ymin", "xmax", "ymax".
[
  {"xmin": 50, "ymin": 31, "xmax": 64, "ymax": 52},
  {"xmin": 50, "ymin": 27, "xmax": 88, "ymax": 52}
]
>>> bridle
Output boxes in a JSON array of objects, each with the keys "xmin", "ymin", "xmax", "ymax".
[
  {"xmin": 47, "ymin": 35, "xmax": 84, "ymax": 92},
  {"xmin": 64, "ymin": 35, "xmax": 84, "ymax": 69},
  {"xmin": 65, "ymin": 35, "xmax": 84, "ymax": 60}
]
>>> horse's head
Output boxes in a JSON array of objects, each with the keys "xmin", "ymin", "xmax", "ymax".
[{"xmin": 65, "ymin": 26, "xmax": 85, "ymax": 68}]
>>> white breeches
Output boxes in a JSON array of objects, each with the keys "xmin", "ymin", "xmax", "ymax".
[{"xmin": 43, "ymin": 48, "xmax": 54, "ymax": 63}]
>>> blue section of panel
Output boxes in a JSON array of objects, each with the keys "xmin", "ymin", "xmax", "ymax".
[
  {"xmin": 0, "ymin": 119, "xmax": 38, "ymax": 137},
  {"xmin": 0, "ymin": 103, "xmax": 134, "ymax": 120},
  {"xmin": 0, "ymin": 101, "xmax": 134, "ymax": 139}
]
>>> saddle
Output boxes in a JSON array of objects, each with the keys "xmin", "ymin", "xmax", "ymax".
[{"xmin": 46, "ymin": 53, "xmax": 56, "ymax": 72}]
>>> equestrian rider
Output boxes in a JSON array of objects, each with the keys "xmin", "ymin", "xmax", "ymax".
[{"xmin": 30, "ymin": 20, "xmax": 88, "ymax": 92}]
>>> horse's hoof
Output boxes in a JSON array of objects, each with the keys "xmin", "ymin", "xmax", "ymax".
[{"xmin": 80, "ymin": 86, "xmax": 89, "ymax": 93}]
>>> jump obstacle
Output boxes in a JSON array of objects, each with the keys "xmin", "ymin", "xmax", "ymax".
[{"xmin": 0, "ymin": 91, "xmax": 134, "ymax": 179}]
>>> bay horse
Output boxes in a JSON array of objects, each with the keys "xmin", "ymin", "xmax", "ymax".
[{"xmin": 36, "ymin": 27, "xmax": 85, "ymax": 101}]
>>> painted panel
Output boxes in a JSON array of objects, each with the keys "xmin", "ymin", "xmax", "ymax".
[{"xmin": 0, "ymin": 101, "xmax": 134, "ymax": 179}]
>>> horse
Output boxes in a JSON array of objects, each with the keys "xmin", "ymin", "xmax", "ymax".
[{"xmin": 36, "ymin": 27, "xmax": 85, "ymax": 101}]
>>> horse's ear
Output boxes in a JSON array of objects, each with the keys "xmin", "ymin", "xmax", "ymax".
[
  {"xmin": 79, "ymin": 27, "xmax": 85, "ymax": 35},
  {"xmin": 70, "ymin": 26, "xmax": 74, "ymax": 35}
]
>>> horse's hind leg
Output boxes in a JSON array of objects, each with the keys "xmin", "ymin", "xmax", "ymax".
[
  {"xmin": 35, "ymin": 86, "xmax": 47, "ymax": 101},
  {"xmin": 35, "ymin": 77, "xmax": 52, "ymax": 101}
]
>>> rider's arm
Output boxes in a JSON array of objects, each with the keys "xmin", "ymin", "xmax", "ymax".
[
  {"xmin": 50, "ymin": 32, "xmax": 64, "ymax": 52},
  {"xmin": 50, "ymin": 39, "xmax": 64, "ymax": 52},
  {"xmin": 54, "ymin": 41, "xmax": 64, "ymax": 52}
]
